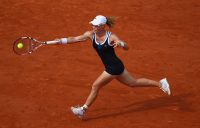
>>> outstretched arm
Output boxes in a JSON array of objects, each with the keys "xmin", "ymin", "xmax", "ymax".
[{"xmin": 46, "ymin": 31, "xmax": 92, "ymax": 45}]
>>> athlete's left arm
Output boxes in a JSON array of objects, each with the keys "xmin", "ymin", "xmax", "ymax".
[{"xmin": 111, "ymin": 34, "xmax": 129, "ymax": 50}]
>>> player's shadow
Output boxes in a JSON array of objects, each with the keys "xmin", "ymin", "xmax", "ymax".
[{"xmin": 84, "ymin": 93, "xmax": 195, "ymax": 121}]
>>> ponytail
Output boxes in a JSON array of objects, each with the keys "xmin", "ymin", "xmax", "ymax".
[{"xmin": 106, "ymin": 16, "xmax": 117, "ymax": 28}]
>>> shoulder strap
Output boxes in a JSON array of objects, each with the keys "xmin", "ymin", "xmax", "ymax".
[{"xmin": 107, "ymin": 31, "xmax": 113, "ymax": 46}]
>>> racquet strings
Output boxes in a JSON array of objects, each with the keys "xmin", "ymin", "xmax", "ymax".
[{"xmin": 13, "ymin": 37, "xmax": 32, "ymax": 55}]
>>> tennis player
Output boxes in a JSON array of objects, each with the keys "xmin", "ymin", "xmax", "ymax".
[{"xmin": 48, "ymin": 15, "xmax": 171, "ymax": 119}]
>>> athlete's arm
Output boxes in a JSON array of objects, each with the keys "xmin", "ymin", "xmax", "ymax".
[
  {"xmin": 67, "ymin": 31, "xmax": 93, "ymax": 44},
  {"xmin": 110, "ymin": 34, "xmax": 129, "ymax": 50},
  {"xmin": 46, "ymin": 31, "xmax": 92, "ymax": 45}
]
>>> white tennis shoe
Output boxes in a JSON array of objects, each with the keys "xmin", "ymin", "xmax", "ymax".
[
  {"xmin": 160, "ymin": 78, "xmax": 171, "ymax": 95},
  {"xmin": 71, "ymin": 106, "xmax": 85, "ymax": 119}
]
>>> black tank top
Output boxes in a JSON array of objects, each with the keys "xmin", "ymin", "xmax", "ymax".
[{"xmin": 92, "ymin": 31, "xmax": 124, "ymax": 69}]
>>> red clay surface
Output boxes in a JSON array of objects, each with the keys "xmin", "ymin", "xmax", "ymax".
[{"xmin": 0, "ymin": 0, "xmax": 200, "ymax": 128}]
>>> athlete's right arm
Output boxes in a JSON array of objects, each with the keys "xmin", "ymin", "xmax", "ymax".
[
  {"xmin": 46, "ymin": 31, "xmax": 93, "ymax": 45},
  {"xmin": 67, "ymin": 31, "xmax": 93, "ymax": 44}
]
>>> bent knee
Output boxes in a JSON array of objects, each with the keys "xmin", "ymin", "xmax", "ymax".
[
  {"xmin": 91, "ymin": 83, "xmax": 101, "ymax": 92},
  {"xmin": 127, "ymin": 83, "xmax": 136, "ymax": 87},
  {"xmin": 127, "ymin": 82, "xmax": 137, "ymax": 87}
]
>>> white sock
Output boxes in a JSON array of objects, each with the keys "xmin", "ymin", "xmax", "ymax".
[{"xmin": 81, "ymin": 104, "xmax": 88, "ymax": 111}]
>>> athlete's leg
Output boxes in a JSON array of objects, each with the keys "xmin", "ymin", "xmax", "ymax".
[
  {"xmin": 116, "ymin": 69, "xmax": 161, "ymax": 87},
  {"xmin": 71, "ymin": 71, "xmax": 115, "ymax": 118},
  {"xmin": 84, "ymin": 71, "xmax": 115, "ymax": 108}
]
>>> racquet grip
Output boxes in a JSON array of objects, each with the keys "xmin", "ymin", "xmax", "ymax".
[{"xmin": 46, "ymin": 40, "xmax": 61, "ymax": 44}]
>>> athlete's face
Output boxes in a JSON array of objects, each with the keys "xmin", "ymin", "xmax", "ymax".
[{"xmin": 92, "ymin": 24, "xmax": 105, "ymax": 33}]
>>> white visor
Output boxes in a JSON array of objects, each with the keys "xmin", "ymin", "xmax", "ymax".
[{"xmin": 90, "ymin": 15, "xmax": 107, "ymax": 26}]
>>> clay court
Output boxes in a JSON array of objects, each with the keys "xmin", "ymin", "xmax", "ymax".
[{"xmin": 0, "ymin": 0, "xmax": 200, "ymax": 127}]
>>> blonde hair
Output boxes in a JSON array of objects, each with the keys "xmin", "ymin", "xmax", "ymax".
[{"xmin": 106, "ymin": 16, "xmax": 117, "ymax": 28}]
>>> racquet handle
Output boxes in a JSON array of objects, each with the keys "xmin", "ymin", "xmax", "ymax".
[{"xmin": 46, "ymin": 40, "xmax": 61, "ymax": 44}]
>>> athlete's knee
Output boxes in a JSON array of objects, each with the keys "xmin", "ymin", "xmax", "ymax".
[
  {"xmin": 128, "ymin": 82, "xmax": 136, "ymax": 87},
  {"xmin": 126, "ymin": 80, "xmax": 137, "ymax": 87},
  {"xmin": 91, "ymin": 83, "xmax": 101, "ymax": 92},
  {"xmin": 127, "ymin": 78, "xmax": 147, "ymax": 87}
]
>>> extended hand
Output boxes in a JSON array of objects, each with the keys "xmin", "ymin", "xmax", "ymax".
[{"xmin": 113, "ymin": 41, "xmax": 125, "ymax": 48}]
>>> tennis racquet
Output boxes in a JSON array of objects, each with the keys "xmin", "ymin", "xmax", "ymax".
[{"xmin": 13, "ymin": 37, "xmax": 60, "ymax": 55}]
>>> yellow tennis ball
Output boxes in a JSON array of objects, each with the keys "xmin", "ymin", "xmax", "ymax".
[{"xmin": 17, "ymin": 43, "xmax": 23, "ymax": 49}]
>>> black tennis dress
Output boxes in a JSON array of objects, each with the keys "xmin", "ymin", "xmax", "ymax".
[{"xmin": 92, "ymin": 31, "xmax": 124, "ymax": 75}]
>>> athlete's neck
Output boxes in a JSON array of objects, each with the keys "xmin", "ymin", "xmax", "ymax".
[{"xmin": 96, "ymin": 30, "xmax": 106, "ymax": 37}]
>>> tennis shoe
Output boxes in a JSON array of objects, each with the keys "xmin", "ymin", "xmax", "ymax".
[
  {"xmin": 160, "ymin": 78, "xmax": 171, "ymax": 95},
  {"xmin": 71, "ymin": 106, "xmax": 85, "ymax": 119}
]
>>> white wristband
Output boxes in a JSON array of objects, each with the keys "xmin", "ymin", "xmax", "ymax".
[
  {"xmin": 60, "ymin": 38, "xmax": 68, "ymax": 44},
  {"xmin": 120, "ymin": 42, "xmax": 125, "ymax": 47}
]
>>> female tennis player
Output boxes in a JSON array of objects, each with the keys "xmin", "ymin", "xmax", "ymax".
[{"xmin": 48, "ymin": 15, "xmax": 171, "ymax": 118}]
